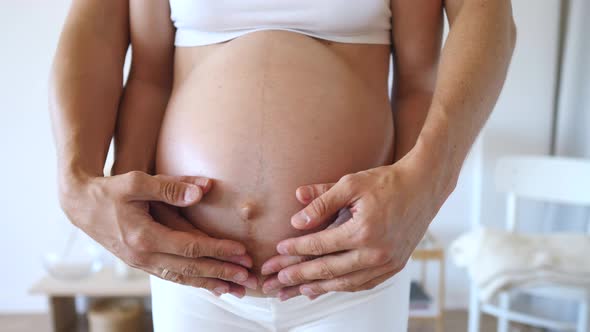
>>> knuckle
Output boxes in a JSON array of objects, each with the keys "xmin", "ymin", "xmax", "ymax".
[
  {"xmin": 340, "ymin": 174, "xmax": 355, "ymax": 185},
  {"xmin": 317, "ymin": 261, "xmax": 336, "ymax": 280},
  {"xmin": 125, "ymin": 251, "xmax": 147, "ymax": 268},
  {"xmin": 183, "ymin": 242, "xmax": 201, "ymax": 258},
  {"xmin": 167, "ymin": 272, "xmax": 185, "ymax": 284},
  {"xmin": 310, "ymin": 197, "xmax": 328, "ymax": 217},
  {"xmin": 214, "ymin": 244, "xmax": 227, "ymax": 258},
  {"xmin": 356, "ymin": 224, "xmax": 373, "ymax": 244},
  {"xmin": 339, "ymin": 174, "xmax": 357, "ymax": 190},
  {"xmin": 335, "ymin": 278, "xmax": 354, "ymax": 291},
  {"xmin": 190, "ymin": 278, "xmax": 207, "ymax": 288},
  {"xmin": 124, "ymin": 230, "xmax": 151, "ymax": 253},
  {"xmin": 214, "ymin": 263, "xmax": 231, "ymax": 279},
  {"xmin": 313, "ymin": 283, "xmax": 328, "ymax": 294},
  {"xmin": 161, "ymin": 181, "xmax": 182, "ymax": 202},
  {"xmin": 181, "ymin": 262, "xmax": 202, "ymax": 277},
  {"xmin": 306, "ymin": 237, "xmax": 325, "ymax": 256},
  {"xmin": 125, "ymin": 171, "xmax": 144, "ymax": 193},
  {"xmin": 351, "ymin": 250, "xmax": 364, "ymax": 269},
  {"xmin": 289, "ymin": 269, "xmax": 306, "ymax": 284},
  {"xmin": 392, "ymin": 258, "xmax": 408, "ymax": 273},
  {"xmin": 368, "ymin": 249, "xmax": 391, "ymax": 266}
]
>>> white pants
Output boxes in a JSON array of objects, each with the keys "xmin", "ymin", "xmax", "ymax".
[{"xmin": 151, "ymin": 266, "xmax": 411, "ymax": 332}]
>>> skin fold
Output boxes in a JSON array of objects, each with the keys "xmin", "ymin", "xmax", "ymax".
[{"xmin": 50, "ymin": 0, "xmax": 516, "ymax": 300}]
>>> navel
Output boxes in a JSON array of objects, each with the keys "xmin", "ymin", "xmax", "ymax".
[{"xmin": 238, "ymin": 201, "xmax": 257, "ymax": 221}]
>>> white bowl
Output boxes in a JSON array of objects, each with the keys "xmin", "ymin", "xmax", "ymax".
[{"xmin": 42, "ymin": 247, "xmax": 102, "ymax": 280}]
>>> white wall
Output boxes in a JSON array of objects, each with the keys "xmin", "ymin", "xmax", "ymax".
[
  {"xmin": 417, "ymin": 0, "xmax": 561, "ymax": 309},
  {"xmin": 0, "ymin": 0, "xmax": 561, "ymax": 313},
  {"xmin": 478, "ymin": 1, "xmax": 560, "ymax": 233},
  {"xmin": 0, "ymin": 0, "xmax": 73, "ymax": 312}
]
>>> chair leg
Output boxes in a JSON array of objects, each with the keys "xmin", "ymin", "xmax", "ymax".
[
  {"xmin": 497, "ymin": 292, "xmax": 510, "ymax": 332},
  {"xmin": 577, "ymin": 299, "xmax": 588, "ymax": 332},
  {"xmin": 468, "ymin": 283, "xmax": 481, "ymax": 332}
]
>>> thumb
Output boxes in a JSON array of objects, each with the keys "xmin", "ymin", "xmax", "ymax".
[
  {"xmin": 123, "ymin": 172, "xmax": 203, "ymax": 206},
  {"xmin": 291, "ymin": 182, "xmax": 351, "ymax": 230}
]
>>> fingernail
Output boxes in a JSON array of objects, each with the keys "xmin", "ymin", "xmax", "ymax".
[
  {"xmin": 278, "ymin": 293, "xmax": 290, "ymax": 302},
  {"xmin": 260, "ymin": 265, "xmax": 273, "ymax": 275},
  {"xmin": 239, "ymin": 257, "xmax": 252, "ymax": 268},
  {"xmin": 184, "ymin": 186, "xmax": 200, "ymax": 202},
  {"xmin": 244, "ymin": 278, "xmax": 258, "ymax": 290},
  {"xmin": 233, "ymin": 272, "xmax": 248, "ymax": 282},
  {"xmin": 292, "ymin": 211, "xmax": 311, "ymax": 228},
  {"xmin": 301, "ymin": 287, "xmax": 316, "ymax": 296},
  {"xmin": 213, "ymin": 287, "xmax": 227, "ymax": 295},
  {"xmin": 277, "ymin": 243, "xmax": 289, "ymax": 255},
  {"xmin": 277, "ymin": 271, "xmax": 292, "ymax": 284},
  {"xmin": 298, "ymin": 187, "xmax": 312, "ymax": 202}
]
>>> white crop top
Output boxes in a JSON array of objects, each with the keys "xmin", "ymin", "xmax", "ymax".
[{"xmin": 169, "ymin": 0, "xmax": 392, "ymax": 47}]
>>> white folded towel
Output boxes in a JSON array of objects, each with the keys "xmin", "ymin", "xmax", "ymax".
[{"xmin": 449, "ymin": 227, "xmax": 590, "ymax": 301}]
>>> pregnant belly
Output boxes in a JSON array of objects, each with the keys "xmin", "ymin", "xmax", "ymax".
[{"xmin": 156, "ymin": 31, "xmax": 394, "ymax": 296}]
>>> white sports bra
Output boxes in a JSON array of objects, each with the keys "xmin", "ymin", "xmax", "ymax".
[{"xmin": 169, "ymin": 0, "xmax": 392, "ymax": 46}]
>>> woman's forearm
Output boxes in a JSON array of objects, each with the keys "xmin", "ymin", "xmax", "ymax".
[
  {"xmin": 412, "ymin": 0, "xmax": 517, "ymax": 191},
  {"xmin": 49, "ymin": 0, "xmax": 129, "ymax": 185},
  {"xmin": 111, "ymin": 78, "xmax": 172, "ymax": 175},
  {"xmin": 111, "ymin": 0, "xmax": 175, "ymax": 176},
  {"xmin": 392, "ymin": 91, "xmax": 433, "ymax": 162}
]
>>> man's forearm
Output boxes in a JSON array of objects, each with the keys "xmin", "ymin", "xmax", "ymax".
[
  {"xmin": 413, "ymin": 0, "xmax": 516, "ymax": 191},
  {"xmin": 49, "ymin": 0, "xmax": 129, "ymax": 185}
]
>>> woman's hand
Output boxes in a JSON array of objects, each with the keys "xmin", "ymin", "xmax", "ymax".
[
  {"xmin": 59, "ymin": 171, "xmax": 257, "ymax": 297},
  {"xmin": 260, "ymin": 153, "xmax": 452, "ymax": 301}
]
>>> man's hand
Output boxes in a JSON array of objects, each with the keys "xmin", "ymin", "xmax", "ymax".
[
  {"xmin": 261, "ymin": 153, "xmax": 451, "ymax": 301},
  {"xmin": 59, "ymin": 171, "xmax": 258, "ymax": 297}
]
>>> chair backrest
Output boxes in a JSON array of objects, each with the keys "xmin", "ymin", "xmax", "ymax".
[{"xmin": 494, "ymin": 155, "xmax": 590, "ymax": 232}]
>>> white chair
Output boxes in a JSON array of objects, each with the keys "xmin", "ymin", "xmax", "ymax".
[{"xmin": 468, "ymin": 155, "xmax": 590, "ymax": 332}]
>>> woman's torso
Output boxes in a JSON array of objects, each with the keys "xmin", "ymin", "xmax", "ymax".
[{"xmin": 156, "ymin": 16, "xmax": 394, "ymax": 297}]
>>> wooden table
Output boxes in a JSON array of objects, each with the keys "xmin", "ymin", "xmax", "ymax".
[
  {"xmin": 410, "ymin": 235, "xmax": 446, "ymax": 332},
  {"xmin": 29, "ymin": 268, "xmax": 150, "ymax": 332}
]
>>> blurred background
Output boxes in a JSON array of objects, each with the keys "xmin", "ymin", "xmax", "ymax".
[{"xmin": 0, "ymin": 0, "xmax": 588, "ymax": 331}]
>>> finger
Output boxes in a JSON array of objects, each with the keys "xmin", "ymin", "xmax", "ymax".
[
  {"xmin": 142, "ymin": 221, "xmax": 247, "ymax": 258},
  {"xmin": 291, "ymin": 180, "xmax": 354, "ymax": 230},
  {"xmin": 277, "ymin": 286, "xmax": 325, "ymax": 301},
  {"xmin": 153, "ymin": 253, "xmax": 258, "ymax": 289},
  {"xmin": 158, "ymin": 174, "xmax": 213, "ymax": 194},
  {"xmin": 261, "ymin": 275, "xmax": 283, "ymax": 294},
  {"xmin": 295, "ymin": 183, "xmax": 335, "ymax": 205},
  {"xmin": 277, "ymin": 285, "xmax": 303, "ymax": 302},
  {"xmin": 298, "ymin": 263, "xmax": 396, "ymax": 297},
  {"xmin": 277, "ymin": 217, "xmax": 357, "ymax": 256},
  {"xmin": 152, "ymin": 266, "xmax": 232, "ymax": 296},
  {"xmin": 221, "ymin": 255, "xmax": 253, "ymax": 269},
  {"xmin": 151, "ymin": 202, "xmax": 203, "ymax": 234},
  {"xmin": 276, "ymin": 250, "xmax": 365, "ymax": 286},
  {"xmin": 122, "ymin": 171, "xmax": 207, "ymax": 207},
  {"xmin": 228, "ymin": 282, "xmax": 246, "ymax": 299},
  {"xmin": 151, "ymin": 203, "xmax": 253, "ymax": 268},
  {"xmin": 260, "ymin": 255, "xmax": 313, "ymax": 275}
]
